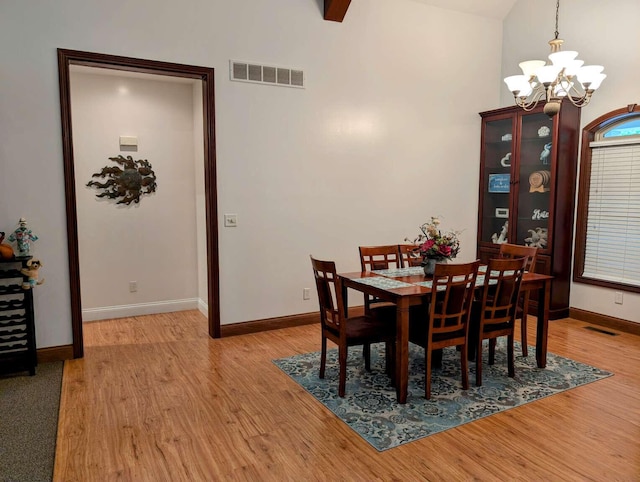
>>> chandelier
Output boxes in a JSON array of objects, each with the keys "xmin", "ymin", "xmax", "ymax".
[{"xmin": 504, "ymin": 0, "xmax": 605, "ymax": 117}]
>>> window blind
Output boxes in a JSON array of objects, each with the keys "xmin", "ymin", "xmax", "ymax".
[{"xmin": 583, "ymin": 141, "xmax": 640, "ymax": 286}]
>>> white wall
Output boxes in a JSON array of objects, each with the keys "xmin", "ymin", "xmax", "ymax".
[
  {"xmin": 70, "ymin": 70, "xmax": 200, "ymax": 320},
  {"xmin": 0, "ymin": 0, "xmax": 503, "ymax": 348},
  {"xmin": 502, "ymin": 0, "xmax": 640, "ymax": 323}
]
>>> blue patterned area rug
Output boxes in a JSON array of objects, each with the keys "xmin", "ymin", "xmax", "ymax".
[{"xmin": 273, "ymin": 341, "xmax": 612, "ymax": 451}]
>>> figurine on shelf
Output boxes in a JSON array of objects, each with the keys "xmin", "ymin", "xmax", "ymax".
[
  {"xmin": 538, "ymin": 126, "xmax": 551, "ymax": 138},
  {"xmin": 20, "ymin": 258, "xmax": 44, "ymax": 290},
  {"xmin": 8, "ymin": 218, "xmax": 38, "ymax": 256},
  {"xmin": 540, "ymin": 142, "xmax": 552, "ymax": 164},
  {"xmin": 491, "ymin": 221, "xmax": 509, "ymax": 244},
  {"xmin": 525, "ymin": 227, "xmax": 548, "ymax": 249}
]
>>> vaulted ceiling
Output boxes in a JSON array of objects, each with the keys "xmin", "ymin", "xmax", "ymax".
[{"xmin": 324, "ymin": 0, "xmax": 517, "ymax": 22}]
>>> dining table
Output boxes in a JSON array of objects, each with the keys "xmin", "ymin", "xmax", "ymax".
[{"xmin": 338, "ymin": 265, "xmax": 553, "ymax": 404}]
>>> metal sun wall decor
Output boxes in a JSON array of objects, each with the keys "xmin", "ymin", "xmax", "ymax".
[{"xmin": 87, "ymin": 155, "xmax": 157, "ymax": 205}]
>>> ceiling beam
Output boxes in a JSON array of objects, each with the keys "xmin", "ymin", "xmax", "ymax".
[{"xmin": 324, "ymin": 0, "xmax": 351, "ymax": 22}]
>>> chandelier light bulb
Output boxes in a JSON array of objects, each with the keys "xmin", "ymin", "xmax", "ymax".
[
  {"xmin": 519, "ymin": 60, "xmax": 546, "ymax": 78},
  {"xmin": 587, "ymin": 73, "xmax": 606, "ymax": 91},
  {"xmin": 577, "ymin": 65, "xmax": 605, "ymax": 84},
  {"xmin": 504, "ymin": 75, "xmax": 529, "ymax": 96},
  {"xmin": 517, "ymin": 83, "xmax": 533, "ymax": 97},
  {"xmin": 564, "ymin": 59, "xmax": 584, "ymax": 77},
  {"xmin": 548, "ymin": 50, "xmax": 578, "ymax": 68},
  {"xmin": 536, "ymin": 65, "xmax": 562, "ymax": 84}
]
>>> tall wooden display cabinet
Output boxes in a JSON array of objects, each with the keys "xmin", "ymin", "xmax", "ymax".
[{"xmin": 477, "ymin": 102, "xmax": 580, "ymax": 319}]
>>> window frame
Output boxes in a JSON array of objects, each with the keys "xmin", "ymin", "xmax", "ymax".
[{"xmin": 574, "ymin": 104, "xmax": 640, "ymax": 293}]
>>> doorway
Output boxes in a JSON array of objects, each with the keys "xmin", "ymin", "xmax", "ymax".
[{"xmin": 58, "ymin": 49, "xmax": 220, "ymax": 358}]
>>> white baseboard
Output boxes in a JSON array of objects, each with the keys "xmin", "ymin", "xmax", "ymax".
[
  {"xmin": 198, "ymin": 298, "xmax": 208, "ymax": 317},
  {"xmin": 82, "ymin": 298, "xmax": 200, "ymax": 322}
]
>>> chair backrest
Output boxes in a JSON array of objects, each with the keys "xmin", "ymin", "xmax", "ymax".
[
  {"xmin": 310, "ymin": 256, "xmax": 346, "ymax": 334},
  {"xmin": 428, "ymin": 261, "xmax": 480, "ymax": 336},
  {"xmin": 398, "ymin": 244, "xmax": 423, "ymax": 267},
  {"xmin": 478, "ymin": 257, "xmax": 527, "ymax": 328},
  {"xmin": 359, "ymin": 245, "xmax": 402, "ymax": 271},
  {"xmin": 499, "ymin": 243, "xmax": 538, "ymax": 273}
]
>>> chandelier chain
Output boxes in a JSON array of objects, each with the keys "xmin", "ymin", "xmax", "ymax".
[{"xmin": 554, "ymin": 0, "xmax": 560, "ymax": 40}]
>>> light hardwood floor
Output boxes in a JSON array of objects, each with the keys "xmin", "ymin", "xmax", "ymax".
[{"xmin": 54, "ymin": 311, "xmax": 640, "ymax": 481}]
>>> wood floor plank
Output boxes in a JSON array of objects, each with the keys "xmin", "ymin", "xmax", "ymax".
[{"xmin": 54, "ymin": 311, "xmax": 640, "ymax": 481}]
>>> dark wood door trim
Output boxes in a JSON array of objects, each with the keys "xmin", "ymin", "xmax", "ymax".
[{"xmin": 57, "ymin": 49, "xmax": 221, "ymax": 358}]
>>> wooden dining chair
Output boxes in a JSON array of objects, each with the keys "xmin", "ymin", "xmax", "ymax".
[
  {"xmin": 359, "ymin": 245, "xmax": 403, "ymax": 272},
  {"xmin": 310, "ymin": 255, "xmax": 396, "ymax": 397},
  {"xmin": 358, "ymin": 245, "xmax": 403, "ymax": 365},
  {"xmin": 408, "ymin": 260, "xmax": 480, "ymax": 399},
  {"xmin": 398, "ymin": 244, "xmax": 423, "ymax": 267},
  {"xmin": 358, "ymin": 244, "xmax": 403, "ymax": 316},
  {"xmin": 360, "ymin": 245, "xmax": 430, "ymax": 368},
  {"xmin": 471, "ymin": 256, "xmax": 527, "ymax": 387},
  {"xmin": 499, "ymin": 243, "xmax": 538, "ymax": 356}
]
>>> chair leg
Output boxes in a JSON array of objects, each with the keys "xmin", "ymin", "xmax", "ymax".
[
  {"xmin": 432, "ymin": 348, "xmax": 443, "ymax": 369},
  {"xmin": 521, "ymin": 293, "xmax": 530, "ymax": 356},
  {"xmin": 520, "ymin": 316, "xmax": 528, "ymax": 357},
  {"xmin": 488, "ymin": 338, "xmax": 496, "ymax": 365},
  {"xmin": 460, "ymin": 343, "xmax": 469, "ymax": 390},
  {"xmin": 384, "ymin": 341, "xmax": 393, "ymax": 376},
  {"xmin": 425, "ymin": 346, "xmax": 432, "ymax": 399},
  {"xmin": 467, "ymin": 322, "xmax": 478, "ymax": 361},
  {"xmin": 476, "ymin": 338, "xmax": 483, "ymax": 387},
  {"xmin": 338, "ymin": 346, "xmax": 347, "ymax": 397},
  {"xmin": 363, "ymin": 343, "xmax": 371, "ymax": 372},
  {"xmin": 508, "ymin": 334, "xmax": 515, "ymax": 378},
  {"xmin": 387, "ymin": 341, "xmax": 396, "ymax": 386},
  {"xmin": 320, "ymin": 336, "xmax": 327, "ymax": 379}
]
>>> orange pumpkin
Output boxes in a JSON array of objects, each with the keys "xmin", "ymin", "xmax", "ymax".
[{"xmin": 0, "ymin": 232, "xmax": 14, "ymax": 260}]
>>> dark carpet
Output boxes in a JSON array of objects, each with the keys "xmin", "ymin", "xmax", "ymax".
[{"xmin": 0, "ymin": 362, "xmax": 63, "ymax": 482}]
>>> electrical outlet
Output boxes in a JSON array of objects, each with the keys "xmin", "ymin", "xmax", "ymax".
[
  {"xmin": 614, "ymin": 291, "xmax": 623, "ymax": 305},
  {"xmin": 129, "ymin": 281, "xmax": 137, "ymax": 293},
  {"xmin": 303, "ymin": 288, "xmax": 310, "ymax": 300},
  {"xmin": 224, "ymin": 214, "xmax": 238, "ymax": 227}
]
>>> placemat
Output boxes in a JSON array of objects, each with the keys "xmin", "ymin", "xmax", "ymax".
[
  {"xmin": 351, "ymin": 277, "xmax": 414, "ymax": 289},
  {"xmin": 372, "ymin": 267, "xmax": 424, "ymax": 277}
]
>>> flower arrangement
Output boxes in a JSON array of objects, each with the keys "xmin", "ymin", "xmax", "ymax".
[{"xmin": 406, "ymin": 216, "xmax": 461, "ymax": 261}]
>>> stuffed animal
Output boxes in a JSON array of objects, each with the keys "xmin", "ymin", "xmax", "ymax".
[
  {"xmin": 20, "ymin": 258, "xmax": 44, "ymax": 290},
  {"xmin": 0, "ymin": 232, "xmax": 14, "ymax": 260}
]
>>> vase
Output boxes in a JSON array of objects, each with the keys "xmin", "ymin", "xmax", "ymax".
[{"xmin": 422, "ymin": 257, "xmax": 447, "ymax": 276}]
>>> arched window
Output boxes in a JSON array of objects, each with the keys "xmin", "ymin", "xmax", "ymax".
[{"xmin": 574, "ymin": 105, "xmax": 640, "ymax": 292}]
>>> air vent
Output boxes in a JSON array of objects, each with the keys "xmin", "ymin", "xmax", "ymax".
[
  {"xmin": 230, "ymin": 60, "xmax": 305, "ymax": 89},
  {"xmin": 584, "ymin": 326, "xmax": 619, "ymax": 336}
]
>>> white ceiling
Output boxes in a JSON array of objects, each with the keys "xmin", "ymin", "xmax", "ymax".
[{"xmin": 407, "ymin": 0, "xmax": 517, "ymax": 20}]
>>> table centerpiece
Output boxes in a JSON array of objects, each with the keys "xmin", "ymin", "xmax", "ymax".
[{"xmin": 406, "ymin": 216, "xmax": 461, "ymax": 276}]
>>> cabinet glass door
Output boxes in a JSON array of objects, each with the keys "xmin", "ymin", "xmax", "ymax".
[
  {"xmin": 515, "ymin": 112, "xmax": 553, "ymax": 250},
  {"xmin": 480, "ymin": 117, "xmax": 513, "ymax": 245}
]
